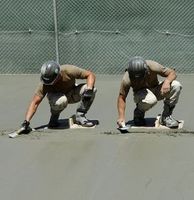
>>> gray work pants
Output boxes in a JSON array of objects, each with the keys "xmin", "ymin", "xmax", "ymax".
[
  {"xmin": 134, "ymin": 80, "xmax": 182, "ymax": 112},
  {"xmin": 47, "ymin": 84, "xmax": 97, "ymax": 114}
]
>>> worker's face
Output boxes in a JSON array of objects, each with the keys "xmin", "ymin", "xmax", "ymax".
[{"xmin": 130, "ymin": 73, "xmax": 145, "ymax": 81}]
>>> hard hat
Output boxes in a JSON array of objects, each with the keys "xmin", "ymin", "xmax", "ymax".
[
  {"xmin": 40, "ymin": 61, "xmax": 60, "ymax": 85},
  {"xmin": 127, "ymin": 56, "xmax": 148, "ymax": 80}
]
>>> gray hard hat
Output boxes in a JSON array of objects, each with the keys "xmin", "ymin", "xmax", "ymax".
[
  {"xmin": 40, "ymin": 61, "xmax": 60, "ymax": 85},
  {"xmin": 127, "ymin": 56, "xmax": 148, "ymax": 80}
]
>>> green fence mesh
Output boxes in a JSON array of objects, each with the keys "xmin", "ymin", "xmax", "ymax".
[{"xmin": 0, "ymin": 0, "xmax": 194, "ymax": 74}]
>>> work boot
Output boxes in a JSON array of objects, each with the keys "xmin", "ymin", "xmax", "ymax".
[
  {"xmin": 160, "ymin": 116, "xmax": 179, "ymax": 128},
  {"xmin": 133, "ymin": 107, "xmax": 146, "ymax": 126},
  {"xmin": 76, "ymin": 112, "xmax": 94, "ymax": 127},
  {"xmin": 48, "ymin": 113, "xmax": 60, "ymax": 128},
  {"xmin": 160, "ymin": 104, "xmax": 179, "ymax": 128}
]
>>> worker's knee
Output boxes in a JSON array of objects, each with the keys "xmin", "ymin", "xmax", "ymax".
[
  {"xmin": 47, "ymin": 93, "xmax": 68, "ymax": 112},
  {"xmin": 138, "ymin": 96, "xmax": 157, "ymax": 111},
  {"xmin": 134, "ymin": 89, "xmax": 157, "ymax": 111},
  {"xmin": 171, "ymin": 80, "xmax": 182, "ymax": 93}
]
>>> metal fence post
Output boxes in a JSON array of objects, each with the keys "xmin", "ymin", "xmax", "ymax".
[{"xmin": 53, "ymin": 0, "xmax": 59, "ymax": 63}]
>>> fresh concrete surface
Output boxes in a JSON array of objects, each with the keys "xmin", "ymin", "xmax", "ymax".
[{"xmin": 0, "ymin": 74, "xmax": 194, "ymax": 200}]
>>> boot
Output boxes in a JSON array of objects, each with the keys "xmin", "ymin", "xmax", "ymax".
[
  {"xmin": 133, "ymin": 107, "xmax": 146, "ymax": 126},
  {"xmin": 48, "ymin": 113, "xmax": 60, "ymax": 128},
  {"xmin": 76, "ymin": 112, "xmax": 94, "ymax": 127},
  {"xmin": 160, "ymin": 104, "xmax": 179, "ymax": 128}
]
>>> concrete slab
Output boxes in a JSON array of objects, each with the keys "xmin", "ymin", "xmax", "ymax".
[{"xmin": 0, "ymin": 74, "xmax": 194, "ymax": 200}]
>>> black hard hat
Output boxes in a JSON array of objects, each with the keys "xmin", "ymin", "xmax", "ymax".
[
  {"xmin": 40, "ymin": 61, "xmax": 60, "ymax": 85},
  {"xmin": 127, "ymin": 56, "xmax": 148, "ymax": 80}
]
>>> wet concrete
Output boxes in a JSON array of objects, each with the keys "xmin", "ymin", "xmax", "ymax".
[{"xmin": 0, "ymin": 74, "xmax": 194, "ymax": 200}]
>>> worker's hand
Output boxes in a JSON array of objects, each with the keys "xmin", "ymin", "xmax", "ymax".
[
  {"xmin": 21, "ymin": 120, "xmax": 31, "ymax": 133},
  {"xmin": 161, "ymin": 80, "xmax": 171, "ymax": 95},
  {"xmin": 117, "ymin": 119, "xmax": 126, "ymax": 128}
]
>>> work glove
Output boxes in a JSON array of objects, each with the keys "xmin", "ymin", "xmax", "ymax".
[
  {"xmin": 21, "ymin": 120, "xmax": 32, "ymax": 133},
  {"xmin": 83, "ymin": 88, "xmax": 93, "ymax": 99}
]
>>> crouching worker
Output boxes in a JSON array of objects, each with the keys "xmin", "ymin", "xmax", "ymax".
[
  {"xmin": 21, "ymin": 61, "xmax": 97, "ymax": 132},
  {"xmin": 117, "ymin": 56, "xmax": 182, "ymax": 129}
]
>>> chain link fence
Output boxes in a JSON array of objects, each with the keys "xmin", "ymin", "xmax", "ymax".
[{"xmin": 0, "ymin": 0, "xmax": 194, "ymax": 74}]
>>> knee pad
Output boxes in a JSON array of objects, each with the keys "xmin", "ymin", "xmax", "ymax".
[
  {"xmin": 142, "ymin": 94, "xmax": 157, "ymax": 105},
  {"xmin": 135, "ymin": 89, "xmax": 157, "ymax": 111},
  {"xmin": 171, "ymin": 80, "xmax": 182, "ymax": 92},
  {"xmin": 81, "ymin": 87, "xmax": 97, "ymax": 101},
  {"xmin": 48, "ymin": 93, "xmax": 68, "ymax": 112},
  {"xmin": 138, "ymin": 101, "xmax": 157, "ymax": 112},
  {"xmin": 77, "ymin": 87, "xmax": 97, "ymax": 113}
]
